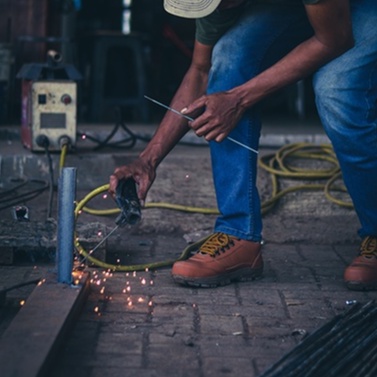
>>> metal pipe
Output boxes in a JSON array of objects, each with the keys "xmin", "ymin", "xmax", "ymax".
[{"xmin": 57, "ymin": 167, "xmax": 77, "ymax": 284}]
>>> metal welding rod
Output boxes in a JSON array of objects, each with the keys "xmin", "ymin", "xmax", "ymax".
[{"xmin": 144, "ymin": 95, "xmax": 258, "ymax": 155}]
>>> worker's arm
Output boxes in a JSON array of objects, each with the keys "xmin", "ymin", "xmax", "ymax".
[
  {"xmin": 184, "ymin": 0, "xmax": 354, "ymax": 142},
  {"xmin": 109, "ymin": 41, "xmax": 213, "ymax": 202}
]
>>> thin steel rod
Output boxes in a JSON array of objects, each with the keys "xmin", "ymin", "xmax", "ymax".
[{"xmin": 144, "ymin": 95, "xmax": 259, "ymax": 155}]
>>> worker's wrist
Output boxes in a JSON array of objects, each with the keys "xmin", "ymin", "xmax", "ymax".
[{"xmin": 139, "ymin": 145, "xmax": 164, "ymax": 170}]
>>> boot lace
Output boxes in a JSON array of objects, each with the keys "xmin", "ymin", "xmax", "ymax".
[
  {"xmin": 199, "ymin": 233, "xmax": 236, "ymax": 257},
  {"xmin": 360, "ymin": 236, "xmax": 377, "ymax": 259}
]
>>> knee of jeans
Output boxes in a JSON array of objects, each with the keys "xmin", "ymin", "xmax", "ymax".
[
  {"xmin": 313, "ymin": 72, "xmax": 349, "ymax": 130},
  {"xmin": 209, "ymin": 39, "xmax": 255, "ymax": 92},
  {"xmin": 211, "ymin": 41, "xmax": 237, "ymax": 80},
  {"xmin": 313, "ymin": 70, "xmax": 341, "ymax": 101}
]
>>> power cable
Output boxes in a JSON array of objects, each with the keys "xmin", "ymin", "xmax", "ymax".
[
  {"xmin": 76, "ymin": 106, "xmax": 210, "ymax": 151},
  {"xmin": 44, "ymin": 146, "xmax": 55, "ymax": 219},
  {"xmin": 72, "ymin": 142, "xmax": 354, "ymax": 271},
  {"xmin": 0, "ymin": 178, "xmax": 49, "ymax": 211},
  {"xmin": 76, "ymin": 107, "xmax": 139, "ymax": 150}
]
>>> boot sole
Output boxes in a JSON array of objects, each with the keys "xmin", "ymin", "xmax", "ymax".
[
  {"xmin": 345, "ymin": 281, "xmax": 377, "ymax": 291},
  {"xmin": 172, "ymin": 267, "xmax": 263, "ymax": 288}
]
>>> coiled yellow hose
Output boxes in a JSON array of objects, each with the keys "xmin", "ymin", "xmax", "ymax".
[
  {"xmin": 73, "ymin": 142, "xmax": 353, "ymax": 271},
  {"xmin": 74, "ymin": 186, "xmax": 211, "ymax": 271}
]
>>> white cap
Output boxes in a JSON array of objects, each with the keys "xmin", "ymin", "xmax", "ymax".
[{"xmin": 164, "ymin": 0, "xmax": 222, "ymax": 19}]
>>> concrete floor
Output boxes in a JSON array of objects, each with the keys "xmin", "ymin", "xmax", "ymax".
[{"xmin": 1, "ymin": 118, "xmax": 375, "ymax": 377}]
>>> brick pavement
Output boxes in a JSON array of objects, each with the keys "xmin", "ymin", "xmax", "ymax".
[
  {"xmin": 47, "ymin": 236, "xmax": 377, "ymax": 377},
  {"xmin": 1, "ymin": 125, "xmax": 376, "ymax": 377}
]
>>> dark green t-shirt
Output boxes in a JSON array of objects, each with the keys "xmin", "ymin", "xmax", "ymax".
[{"xmin": 196, "ymin": 0, "xmax": 320, "ymax": 45}]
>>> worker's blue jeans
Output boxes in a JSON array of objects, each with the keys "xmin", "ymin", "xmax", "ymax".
[{"xmin": 208, "ymin": 0, "xmax": 377, "ymax": 241}]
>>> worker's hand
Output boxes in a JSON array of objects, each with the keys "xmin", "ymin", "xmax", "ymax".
[
  {"xmin": 109, "ymin": 158, "xmax": 156, "ymax": 207},
  {"xmin": 181, "ymin": 91, "xmax": 245, "ymax": 142}
]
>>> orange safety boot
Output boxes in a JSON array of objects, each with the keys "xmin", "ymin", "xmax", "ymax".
[
  {"xmin": 172, "ymin": 232, "xmax": 263, "ymax": 288},
  {"xmin": 344, "ymin": 236, "xmax": 377, "ymax": 290}
]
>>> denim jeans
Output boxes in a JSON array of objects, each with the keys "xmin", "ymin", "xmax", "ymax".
[{"xmin": 207, "ymin": 0, "xmax": 377, "ymax": 241}]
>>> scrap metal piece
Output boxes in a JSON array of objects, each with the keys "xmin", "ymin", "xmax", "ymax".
[
  {"xmin": 114, "ymin": 178, "xmax": 141, "ymax": 226},
  {"xmin": 12, "ymin": 205, "xmax": 30, "ymax": 222}
]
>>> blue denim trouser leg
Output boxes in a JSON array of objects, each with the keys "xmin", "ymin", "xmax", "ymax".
[
  {"xmin": 313, "ymin": 0, "xmax": 377, "ymax": 238},
  {"xmin": 207, "ymin": 3, "xmax": 313, "ymax": 241}
]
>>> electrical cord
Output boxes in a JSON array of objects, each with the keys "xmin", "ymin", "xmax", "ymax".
[
  {"xmin": 74, "ymin": 185, "xmax": 212, "ymax": 271},
  {"xmin": 0, "ymin": 279, "xmax": 42, "ymax": 306},
  {"xmin": 59, "ymin": 143, "xmax": 68, "ymax": 174},
  {"xmin": 76, "ymin": 107, "xmax": 139, "ymax": 150},
  {"xmin": 0, "ymin": 279, "xmax": 41, "ymax": 294},
  {"xmin": 34, "ymin": 135, "xmax": 56, "ymax": 219},
  {"xmin": 0, "ymin": 178, "xmax": 49, "ymax": 211},
  {"xmin": 72, "ymin": 142, "xmax": 353, "ymax": 271},
  {"xmin": 258, "ymin": 143, "xmax": 353, "ymax": 213},
  {"xmin": 76, "ymin": 106, "xmax": 210, "ymax": 151},
  {"xmin": 0, "ymin": 138, "xmax": 350, "ymax": 270},
  {"xmin": 0, "ymin": 177, "xmax": 29, "ymax": 197},
  {"xmin": 44, "ymin": 145, "xmax": 55, "ymax": 219}
]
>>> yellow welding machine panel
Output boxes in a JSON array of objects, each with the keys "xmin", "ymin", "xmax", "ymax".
[{"xmin": 30, "ymin": 80, "xmax": 77, "ymax": 151}]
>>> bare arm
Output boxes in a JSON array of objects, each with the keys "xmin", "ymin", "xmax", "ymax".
[
  {"xmin": 184, "ymin": 0, "xmax": 354, "ymax": 142},
  {"xmin": 109, "ymin": 41, "xmax": 212, "ymax": 200},
  {"xmin": 139, "ymin": 41, "xmax": 213, "ymax": 167}
]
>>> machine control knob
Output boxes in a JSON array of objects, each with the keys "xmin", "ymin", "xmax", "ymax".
[{"xmin": 61, "ymin": 94, "xmax": 72, "ymax": 105}]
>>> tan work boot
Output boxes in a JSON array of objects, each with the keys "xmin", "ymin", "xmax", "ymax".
[
  {"xmin": 172, "ymin": 232, "xmax": 263, "ymax": 287},
  {"xmin": 344, "ymin": 236, "xmax": 377, "ymax": 290}
]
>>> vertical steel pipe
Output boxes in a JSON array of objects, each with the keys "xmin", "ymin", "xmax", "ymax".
[{"xmin": 57, "ymin": 167, "xmax": 77, "ymax": 284}]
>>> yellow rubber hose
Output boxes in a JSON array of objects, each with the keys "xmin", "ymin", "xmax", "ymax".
[
  {"xmin": 59, "ymin": 143, "xmax": 68, "ymax": 174},
  {"xmin": 74, "ymin": 187, "xmax": 212, "ymax": 271},
  {"xmin": 71, "ymin": 142, "xmax": 353, "ymax": 271}
]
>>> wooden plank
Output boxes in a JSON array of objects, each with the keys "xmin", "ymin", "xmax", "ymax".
[{"xmin": 0, "ymin": 271, "xmax": 90, "ymax": 377}]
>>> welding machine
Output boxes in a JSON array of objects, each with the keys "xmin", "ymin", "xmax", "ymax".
[{"xmin": 17, "ymin": 50, "xmax": 82, "ymax": 152}]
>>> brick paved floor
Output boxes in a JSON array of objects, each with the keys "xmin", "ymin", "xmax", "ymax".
[
  {"xmin": 1, "ymin": 128, "xmax": 375, "ymax": 377},
  {"xmin": 48, "ymin": 236, "xmax": 377, "ymax": 377}
]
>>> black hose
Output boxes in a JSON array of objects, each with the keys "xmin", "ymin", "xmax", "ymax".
[
  {"xmin": 44, "ymin": 145, "xmax": 55, "ymax": 219},
  {"xmin": 0, "ymin": 178, "xmax": 49, "ymax": 211},
  {"xmin": 79, "ymin": 106, "xmax": 209, "ymax": 151}
]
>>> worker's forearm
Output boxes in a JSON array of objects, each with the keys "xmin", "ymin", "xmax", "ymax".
[
  {"xmin": 233, "ymin": 34, "xmax": 353, "ymax": 110},
  {"xmin": 138, "ymin": 116, "xmax": 188, "ymax": 170},
  {"xmin": 234, "ymin": 0, "xmax": 354, "ymax": 111},
  {"xmin": 139, "ymin": 66, "xmax": 209, "ymax": 169}
]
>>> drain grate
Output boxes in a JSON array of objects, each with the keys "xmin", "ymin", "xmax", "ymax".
[{"xmin": 260, "ymin": 300, "xmax": 377, "ymax": 377}]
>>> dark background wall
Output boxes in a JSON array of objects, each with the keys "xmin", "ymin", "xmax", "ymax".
[{"xmin": 0, "ymin": 0, "xmax": 316, "ymax": 124}]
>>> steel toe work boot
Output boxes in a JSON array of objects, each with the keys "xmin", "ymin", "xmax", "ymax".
[
  {"xmin": 172, "ymin": 232, "xmax": 263, "ymax": 287},
  {"xmin": 344, "ymin": 236, "xmax": 377, "ymax": 290}
]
